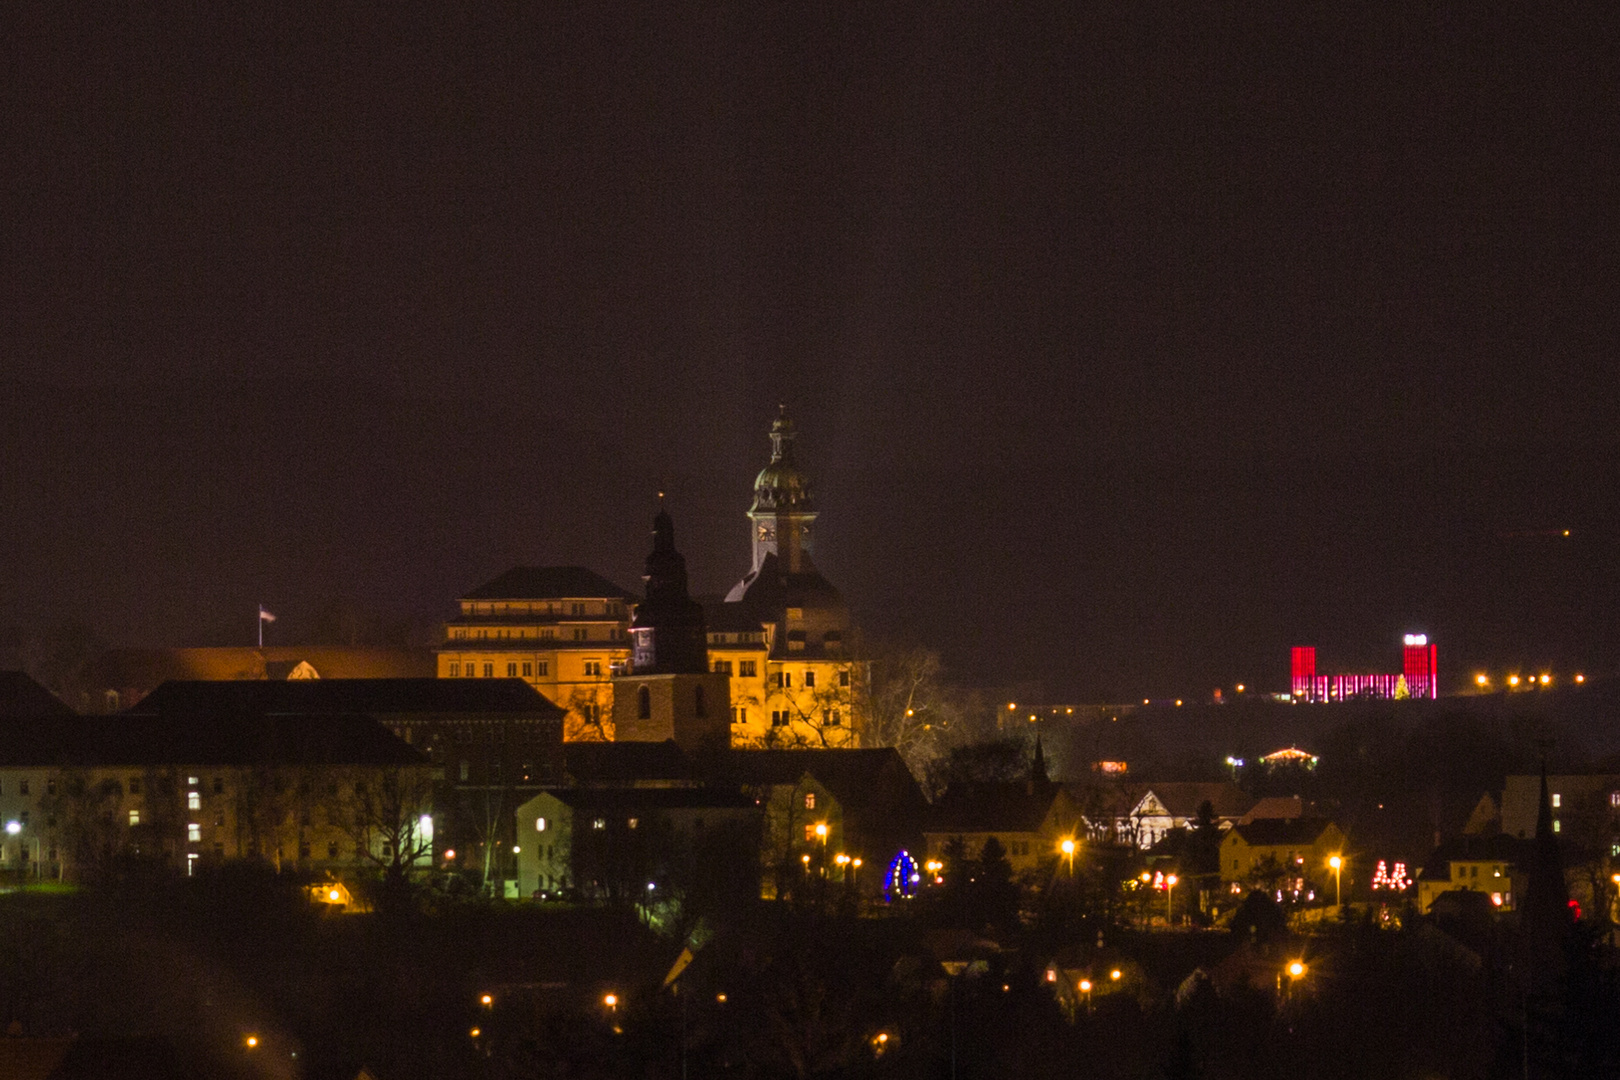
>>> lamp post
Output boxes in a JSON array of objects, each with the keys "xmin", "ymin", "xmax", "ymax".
[
  {"xmin": 1060, "ymin": 838, "xmax": 1076, "ymax": 877},
  {"xmin": 1329, "ymin": 855, "xmax": 1342, "ymax": 908}
]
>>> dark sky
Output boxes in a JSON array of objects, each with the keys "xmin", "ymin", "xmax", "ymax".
[{"xmin": 4, "ymin": 1, "xmax": 1618, "ymax": 700}]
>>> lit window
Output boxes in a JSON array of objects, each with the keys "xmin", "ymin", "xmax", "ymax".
[
  {"xmin": 628, "ymin": 818, "xmax": 639, "ymax": 829},
  {"xmin": 1611, "ymin": 792, "xmax": 1620, "ymax": 808},
  {"xmin": 1552, "ymin": 793, "xmax": 1561, "ymax": 808},
  {"xmin": 805, "ymin": 793, "xmax": 816, "ymax": 810},
  {"xmin": 188, "ymin": 824, "xmax": 201, "ymax": 842},
  {"xmin": 593, "ymin": 818, "xmax": 606, "ymax": 830},
  {"xmin": 188, "ymin": 776, "xmax": 199, "ymax": 786},
  {"xmin": 188, "ymin": 792, "xmax": 202, "ymax": 810},
  {"xmin": 1553, "ymin": 819, "xmax": 1561, "ymax": 833},
  {"xmin": 536, "ymin": 817, "xmax": 548, "ymax": 832},
  {"xmin": 128, "ymin": 810, "xmax": 141, "ymax": 826}
]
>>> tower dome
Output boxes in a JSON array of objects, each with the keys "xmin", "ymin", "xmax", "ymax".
[{"xmin": 749, "ymin": 406, "xmax": 814, "ymax": 515}]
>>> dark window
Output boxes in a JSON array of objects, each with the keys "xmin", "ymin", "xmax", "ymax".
[
  {"xmin": 129, "ymin": 777, "xmax": 141, "ymax": 794},
  {"xmin": 694, "ymin": 685, "xmax": 706, "ymax": 718},
  {"xmin": 45, "ymin": 779, "xmax": 55, "ymax": 796},
  {"xmin": 772, "ymin": 711, "xmax": 788, "ymax": 727},
  {"xmin": 213, "ymin": 842, "xmax": 225, "ymax": 858},
  {"xmin": 483, "ymin": 662, "xmax": 494, "ymax": 677},
  {"xmin": 638, "ymin": 686, "xmax": 651, "ymax": 720},
  {"xmin": 299, "ymin": 843, "xmax": 311, "ymax": 859},
  {"xmin": 522, "ymin": 662, "xmax": 533, "ymax": 677},
  {"xmin": 507, "ymin": 662, "xmax": 518, "ymax": 677},
  {"xmin": 839, "ymin": 670, "xmax": 850, "ymax": 687},
  {"xmin": 739, "ymin": 660, "xmax": 756, "ymax": 677},
  {"xmin": 824, "ymin": 710, "xmax": 841, "ymax": 726},
  {"xmin": 212, "ymin": 777, "xmax": 224, "ymax": 794},
  {"xmin": 328, "ymin": 842, "xmax": 339, "ymax": 858},
  {"xmin": 537, "ymin": 661, "xmax": 549, "ymax": 676},
  {"xmin": 804, "ymin": 671, "xmax": 816, "ymax": 689},
  {"xmin": 20, "ymin": 780, "xmax": 30, "ymax": 796}
]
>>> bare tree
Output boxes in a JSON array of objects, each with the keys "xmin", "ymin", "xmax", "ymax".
[{"xmin": 338, "ymin": 766, "xmax": 435, "ymax": 889}]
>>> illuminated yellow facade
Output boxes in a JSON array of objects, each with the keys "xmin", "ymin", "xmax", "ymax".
[
  {"xmin": 436, "ymin": 567, "xmax": 634, "ymax": 741},
  {"xmin": 713, "ymin": 409, "xmax": 863, "ymax": 749}
]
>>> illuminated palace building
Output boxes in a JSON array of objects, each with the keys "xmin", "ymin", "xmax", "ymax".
[
  {"xmin": 439, "ymin": 408, "xmax": 863, "ymax": 747},
  {"xmin": 1290, "ymin": 635, "xmax": 1438, "ymax": 702}
]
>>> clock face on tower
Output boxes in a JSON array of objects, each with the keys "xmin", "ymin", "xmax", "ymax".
[{"xmin": 757, "ymin": 524, "xmax": 775, "ymax": 542}]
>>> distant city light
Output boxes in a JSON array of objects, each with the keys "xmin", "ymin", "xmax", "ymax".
[
  {"xmin": 1508, "ymin": 675, "xmax": 1521, "ymax": 687},
  {"xmin": 1288, "ymin": 961, "xmax": 1306, "ymax": 978},
  {"xmin": 1110, "ymin": 969, "xmax": 1122, "ymax": 981},
  {"xmin": 604, "ymin": 993, "xmax": 618, "ymax": 1009},
  {"xmin": 1235, "ymin": 684, "xmax": 1245, "ymax": 692},
  {"xmin": 1403, "ymin": 634, "xmax": 1427, "ymax": 646},
  {"xmin": 480, "ymin": 994, "xmax": 493, "ymax": 1006},
  {"xmin": 1539, "ymin": 674, "xmax": 1551, "ymax": 685},
  {"xmin": 1576, "ymin": 674, "xmax": 1586, "ymax": 683},
  {"xmin": 1476, "ymin": 673, "xmax": 1489, "ymax": 686},
  {"xmin": 470, "ymin": 1027, "xmax": 481, "ymax": 1038},
  {"xmin": 245, "ymin": 1036, "xmax": 259, "ymax": 1049},
  {"xmin": 1078, "ymin": 979, "xmax": 1092, "ymax": 992}
]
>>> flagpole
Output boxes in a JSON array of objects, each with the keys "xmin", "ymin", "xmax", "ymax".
[{"xmin": 258, "ymin": 605, "xmax": 263, "ymax": 648}]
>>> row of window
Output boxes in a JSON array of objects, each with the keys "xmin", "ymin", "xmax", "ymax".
[
  {"xmin": 449, "ymin": 660, "xmax": 552, "ymax": 678},
  {"xmin": 712, "ymin": 659, "xmax": 758, "ymax": 677},
  {"xmin": 770, "ymin": 710, "xmax": 842, "ymax": 727},
  {"xmin": 463, "ymin": 601, "xmax": 621, "ymax": 616},
  {"xmin": 452, "ymin": 626, "xmax": 616, "ymax": 642},
  {"xmin": 772, "ymin": 669, "xmax": 851, "ymax": 689}
]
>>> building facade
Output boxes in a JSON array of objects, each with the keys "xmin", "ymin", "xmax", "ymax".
[
  {"xmin": 437, "ymin": 566, "xmax": 636, "ymax": 740},
  {"xmin": 715, "ymin": 408, "xmax": 863, "ymax": 748}
]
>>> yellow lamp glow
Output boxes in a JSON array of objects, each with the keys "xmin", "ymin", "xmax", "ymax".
[
  {"xmin": 1110, "ymin": 969, "xmax": 1121, "ymax": 981},
  {"xmin": 1078, "ymin": 979, "xmax": 1092, "ymax": 992},
  {"xmin": 1060, "ymin": 839, "xmax": 1075, "ymax": 855},
  {"xmin": 245, "ymin": 1036, "xmax": 258, "ymax": 1049},
  {"xmin": 1288, "ymin": 961, "xmax": 1306, "ymax": 978}
]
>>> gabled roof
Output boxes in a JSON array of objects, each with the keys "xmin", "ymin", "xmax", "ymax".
[
  {"xmin": 704, "ymin": 603, "xmax": 769, "ymax": 634},
  {"xmin": 462, "ymin": 566, "xmax": 638, "ymax": 602},
  {"xmin": 1134, "ymin": 782, "xmax": 1253, "ymax": 819},
  {"xmin": 564, "ymin": 740, "xmax": 695, "ymax": 785},
  {"xmin": 927, "ymin": 780, "xmax": 1063, "ymax": 835},
  {"xmin": 0, "ymin": 713, "xmax": 425, "ymax": 768},
  {"xmin": 708, "ymin": 748, "xmax": 926, "ymax": 814},
  {"xmin": 86, "ymin": 647, "xmax": 436, "ymax": 690},
  {"xmin": 1241, "ymin": 796, "xmax": 1305, "ymax": 824},
  {"xmin": 525, "ymin": 787, "xmax": 759, "ymax": 813},
  {"xmin": 127, "ymin": 678, "xmax": 563, "ymax": 719},
  {"xmin": 1416, "ymin": 834, "xmax": 1531, "ymax": 881},
  {"xmin": 0, "ymin": 672, "xmax": 75, "ymax": 718},
  {"xmin": 1226, "ymin": 818, "xmax": 1339, "ymax": 847}
]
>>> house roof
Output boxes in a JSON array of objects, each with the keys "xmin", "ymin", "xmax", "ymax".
[
  {"xmin": 462, "ymin": 566, "xmax": 638, "ymax": 602},
  {"xmin": 1241, "ymin": 796, "xmax": 1305, "ymax": 823},
  {"xmin": 0, "ymin": 672, "xmax": 75, "ymax": 718},
  {"xmin": 704, "ymin": 603, "xmax": 770, "ymax": 634},
  {"xmin": 525, "ymin": 786, "xmax": 760, "ymax": 813},
  {"xmin": 1416, "ymin": 834, "xmax": 1531, "ymax": 881},
  {"xmin": 0, "ymin": 713, "xmax": 425, "ymax": 768},
  {"xmin": 563, "ymin": 739, "xmax": 695, "ymax": 785},
  {"xmin": 707, "ymin": 748, "xmax": 926, "ymax": 814},
  {"xmin": 126, "ymin": 678, "xmax": 563, "ymax": 719},
  {"xmin": 927, "ymin": 780, "xmax": 1063, "ymax": 835},
  {"xmin": 86, "ymin": 647, "xmax": 436, "ymax": 691},
  {"xmin": 1135, "ymin": 781, "xmax": 1253, "ymax": 819},
  {"xmin": 1226, "ymin": 818, "xmax": 1339, "ymax": 847}
]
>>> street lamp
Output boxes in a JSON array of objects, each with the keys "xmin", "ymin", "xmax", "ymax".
[
  {"xmin": 1166, "ymin": 874, "xmax": 1178, "ymax": 923},
  {"xmin": 1328, "ymin": 855, "xmax": 1343, "ymax": 907},
  {"xmin": 1060, "ymin": 837, "xmax": 1076, "ymax": 876}
]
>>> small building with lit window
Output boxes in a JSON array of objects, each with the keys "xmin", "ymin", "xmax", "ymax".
[{"xmin": 1413, "ymin": 834, "xmax": 1528, "ymax": 914}]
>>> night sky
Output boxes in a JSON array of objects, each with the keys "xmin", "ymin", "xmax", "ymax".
[{"xmin": 4, "ymin": 1, "xmax": 1617, "ymax": 700}]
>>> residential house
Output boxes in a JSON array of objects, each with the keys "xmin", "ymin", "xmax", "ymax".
[
  {"xmin": 1118, "ymin": 781, "xmax": 1254, "ymax": 849},
  {"xmin": 1413, "ymin": 834, "xmax": 1528, "ymax": 913},
  {"xmin": 515, "ymin": 786, "xmax": 760, "ymax": 901},
  {"xmin": 1219, "ymin": 818, "xmax": 1348, "ymax": 894},
  {"xmin": 926, "ymin": 755, "xmax": 1084, "ymax": 879}
]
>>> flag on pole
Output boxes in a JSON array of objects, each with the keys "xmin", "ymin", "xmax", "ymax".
[{"xmin": 258, "ymin": 606, "xmax": 277, "ymax": 623}]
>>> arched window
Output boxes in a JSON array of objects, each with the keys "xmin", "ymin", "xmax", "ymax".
[
  {"xmin": 637, "ymin": 686, "xmax": 651, "ymax": 720},
  {"xmin": 694, "ymin": 685, "xmax": 706, "ymax": 718}
]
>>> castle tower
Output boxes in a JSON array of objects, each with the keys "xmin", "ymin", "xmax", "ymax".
[
  {"xmin": 614, "ymin": 506, "xmax": 731, "ymax": 751},
  {"xmin": 735, "ymin": 405, "xmax": 819, "ymax": 586}
]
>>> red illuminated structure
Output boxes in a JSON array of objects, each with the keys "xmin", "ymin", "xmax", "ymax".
[{"xmin": 1290, "ymin": 635, "xmax": 1438, "ymax": 701}]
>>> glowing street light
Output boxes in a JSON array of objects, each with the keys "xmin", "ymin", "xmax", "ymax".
[
  {"xmin": 480, "ymin": 994, "xmax": 493, "ymax": 1007},
  {"xmin": 1287, "ymin": 961, "xmax": 1306, "ymax": 979},
  {"xmin": 1576, "ymin": 673, "xmax": 1586, "ymax": 683},
  {"xmin": 245, "ymin": 1036, "xmax": 259, "ymax": 1049},
  {"xmin": 1110, "ymin": 969, "xmax": 1122, "ymax": 982},
  {"xmin": 1539, "ymin": 674, "xmax": 1551, "ymax": 686},
  {"xmin": 814, "ymin": 822, "xmax": 829, "ymax": 844},
  {"xmin": 1078, "ymin": 978, "xmax": 1092, "ymax": 992},
  {"xmin": 1475, "ymin": 673, "xmax": 1489, "ymax": 687},
  {"xmin": 604, "ymin": 993, "xmax": 618, "ymax": 1011},
  {"xmin": 1508, "ymin": 675, "xmax": 1521, "ymax": 687},
  {"xmin": 1166, "ymin": 874, "xmax": 1178, "ymax": 923},
  {"xmin": 1328, "ymin": 855, "xmax": 1343, "ymax": 907},
  {"xmin": 1060, "ymin": 837, "xmax": 1076, "ymax": 875}
]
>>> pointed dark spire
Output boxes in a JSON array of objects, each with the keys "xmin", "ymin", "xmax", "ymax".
[{"xmin": 1031, "ymin": 734, "xmax": 1048, "ymax": 783}]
